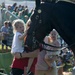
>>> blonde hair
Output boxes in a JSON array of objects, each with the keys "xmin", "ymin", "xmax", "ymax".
[
  {"xmin": 12, "ymin": 19, "xmax": 25, "ymax": 33},
  {"xmin": 50, "ymin": 29, "xmax": 58, "ymax": 38},
  {"xmin": 51, "ymin": 29, "xmax": 57, "ymax": 34}
]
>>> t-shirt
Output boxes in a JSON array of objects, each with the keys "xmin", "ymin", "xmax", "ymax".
[
  {"xmin": 11, "ymin": 32, "xmax": 24, "ymax": 53},
  {"xmin": 1, "ymin": 26, "xmax": 9, "ymax": 40}
]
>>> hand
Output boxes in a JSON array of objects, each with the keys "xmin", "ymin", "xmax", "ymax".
[
  {"xmin": 2, "ymin": 32, "xmax": 9, "ymax": 35},
  {"xmin": 14, "ymin": 52, "xmax": 21, "ymax": 59},
  {"xmin": 2, "ymin": 32, "xmax": 6, "ymax": 35}
]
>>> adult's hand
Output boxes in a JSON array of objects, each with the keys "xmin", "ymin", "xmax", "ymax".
[
  {"xmin": 14, "ymin": 49, "xmax": 39, "ymax": 59},
  {"xmin": 14, "ymin": 52, "xmax": 24, "ymax": 59}
]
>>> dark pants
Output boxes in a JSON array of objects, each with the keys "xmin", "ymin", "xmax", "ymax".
[
  {"xmin": 2, "ymin": 40, "xmax": 7, "ymax": 46},
  {"xmin": 10, "ymin": 68, "xmax": 34, "ymax": 75},
  {"xmin": 10, "ymin": 68, "xmax": 24, "ymax": 75}
]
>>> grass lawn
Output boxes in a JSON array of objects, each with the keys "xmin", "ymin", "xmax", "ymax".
[
  {"xmin": 0, "ymin": 44, "xmax": 12, "ymax": 74},
  {"xmin": 0, "ymin": 44, "xmax": 12, "ymax": 75},
  {"xmin": 63, "ymin": 64, "xmax": 73, "ymax": 75},
  {"xmin": 57, "ymin": 63, "xmax": 73, "ymax": 75}
]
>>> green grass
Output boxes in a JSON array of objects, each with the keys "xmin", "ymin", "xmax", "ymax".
[
  {"xmin": 0, "ymin": 44, "xmax": 12, "ymax": 75},
  {"xmin": 0, "ymin": 52, "xmax": 13, "ymax": 75},
  {"xmin": 63, "ymin": 63, "xmax": 73, "ymax": 72},
  {"xmin": 0, "ymin": 44, "xmax": 11, "ymax": 53}
]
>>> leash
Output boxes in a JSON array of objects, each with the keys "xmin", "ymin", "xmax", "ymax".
[{"xmin": 42, "ymin": 41, "xmax": 75, "ymax": 52}]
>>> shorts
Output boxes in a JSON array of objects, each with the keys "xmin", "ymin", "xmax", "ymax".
[
  {"xmin": 10, "ymin": 68, "xmax": 34, "ymax": 75},
  {"xmin": 2, "ymin": 40, "xmax": 7, "ymax": 46}
]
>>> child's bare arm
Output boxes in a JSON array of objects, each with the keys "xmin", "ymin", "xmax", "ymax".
[{"xmin": 18, "ymin": 30, "xmax": 27, "ymax": 40}]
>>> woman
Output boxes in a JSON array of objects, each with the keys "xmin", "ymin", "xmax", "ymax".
[
  {"xmin": 35, "ymin": 29, "xmax": 60, "ymax": 75},
  {"xmin": 11, "ymin": 19, "xmax": 39, "ymax": 75}
]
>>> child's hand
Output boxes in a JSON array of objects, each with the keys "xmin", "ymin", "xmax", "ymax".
[
  {"xmin": 45, "ymin": 54, "xmax": 49, "ymax": 59},
  {"xmin": 14, "ymin": 52, "xmax": 22, "ymax": 59}
]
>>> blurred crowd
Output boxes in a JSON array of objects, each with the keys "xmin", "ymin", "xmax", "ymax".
[
  {"xmin": 0, "ymin": 2, "xmax": 34, "ymax": 50},
  {"xmin": 1, "ymin": 2, "xmax": 34, "ymax": 24}
]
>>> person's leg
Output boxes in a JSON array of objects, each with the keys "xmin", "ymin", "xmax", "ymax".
[
  {"xmin": 2, "ymin": 40, "xmax": 8, "ymax": 51},
  {"xmin": 57, "ymin": 57, "xmax": 63, "ymax": 75},
  {"xmin": 6, "ymin": 46, "xmax": 8, "ymax": 51},
  {"xmin": 2, "ymin": 44, "xmax": 4, "ymax": 50},
  {"xmin": 45, "ymin": 55, "xmax": 53, "ymax": 68},
  {"xmin": 2, "ymin": 40, "xmax": 5, "ymax": 50},
  {"xmin": 58, "ymin": 66, "xmax": 63, "ymax": 75},
  {"xmin": 46, "ymin": 61, "xmax": 58, "ymax": 75},
  {"xmin": 35, "ymin": 70, "xmax": 46, "ymax": 75},
  {"xmin": 5, "ymin": 40, "xmax": 8, "ymax": 51},
  {"xmin": 27, "ymin": 58, "xmax": 34, "ymax": 72}
]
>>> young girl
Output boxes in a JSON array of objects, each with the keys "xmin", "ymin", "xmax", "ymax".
[
  {"xmin": 10, "ymin": 19, "xmax": 39, "ymax": 75},
  {"xmin": 44, "ymin": 29, "xmax": 60, "ymax": 69},
  {"xmin": 35, "ymin": 29, "xmax": 60, "ymax": 75},
  {"xmin": 10, "ymin": 19, "xmax": 27, "ymax": 75}
]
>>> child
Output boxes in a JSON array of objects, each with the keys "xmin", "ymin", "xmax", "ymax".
[
  {"xmin": 44, "ymin": 29, "xmax": 60, "ymax": 69},
  {"xmin": 35, "ymin": 29, "xmax": 60, "ymax": 75},
  {"xmin": 1, "ymin": 21, "xmax": 9, "ymax": 51},
  {"xmin": 11, "ymin": 19, "xmax": 34, "ymax": 75}
]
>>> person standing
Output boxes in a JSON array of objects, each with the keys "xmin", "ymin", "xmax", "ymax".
[
  {"xmin": 44, "ymin": 29, "xmax": 60, "ymax": 69},
  {"xmin": 10, "ymin": 19, "xmax": 39, "ymax": 75},
  {"xmin": 10, "ymin": 19, "xmax": 28, "ymax": 75},
  {"xmin": 1, "ymin": 21, "xmax": 9, "ymax": 51},
  {"xmin": 35, "ymin": 29, "xmax": 60, "ymax": 75},
  {"xmin": 7, "ymin": 21, "xmax": 14, "ymax": 48}
]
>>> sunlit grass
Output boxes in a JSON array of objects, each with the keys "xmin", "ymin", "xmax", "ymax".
[{"xmin": 0, "ymin": 44, "xmax": 11, "ymax": 53}]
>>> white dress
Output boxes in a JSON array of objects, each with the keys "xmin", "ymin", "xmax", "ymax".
[
  {"xmin": 44, "ymin": 36, "xmax": 60, "ymax": 56},
  {"xmin": 35, "ymin": 36, "xmax": 58, "ymax": 75}
]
